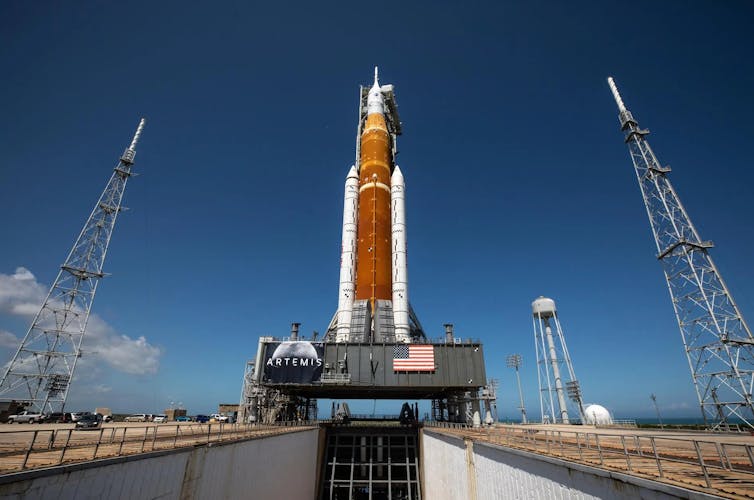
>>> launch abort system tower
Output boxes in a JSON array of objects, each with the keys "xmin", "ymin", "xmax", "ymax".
[{"xmin": 239, "ymin": 70, "xmax": 491, "ymax": 425}]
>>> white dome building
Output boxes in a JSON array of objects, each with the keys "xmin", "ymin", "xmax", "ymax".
[{"xmin": 583, "ymin": 404, "xmax": 613, "ymax": 425}]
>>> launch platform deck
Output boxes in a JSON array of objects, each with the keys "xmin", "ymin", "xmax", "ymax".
[
  {"xmin": 429, "ymin": 423, "xmax": 754, "ymax": 499},
  {"xmin": 257, "ymin": 340, "xmax": 487, "ymax": 399}
]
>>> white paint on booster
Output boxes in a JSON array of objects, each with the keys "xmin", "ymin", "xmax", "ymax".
[
  {"xmin": 391, "ymin": 165, "xmax": 410, "ymax": 342},
  {"xmin": 336, "ymin": 165, "xmax": 359, "ymax": 342}
]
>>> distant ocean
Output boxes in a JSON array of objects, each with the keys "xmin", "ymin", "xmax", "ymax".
[{"xmin": 632, "ymin": 417, "xmax": 706, "ymax": 425}]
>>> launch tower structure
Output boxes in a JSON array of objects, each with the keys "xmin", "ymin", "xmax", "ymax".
[
  {"xmin": 608, "ymin": 77, "xmax": 754, "ymax": 430},
  {"xmin": 532, "ymin": 297, "xmax": 586, "ymax": 424},
  {"xmin": 0, "ymin": 119, "xmax": 146, "ymax": 414}
]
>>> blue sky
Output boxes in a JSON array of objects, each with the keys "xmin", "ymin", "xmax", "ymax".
[{"xmin": 1, "ymin": 1, "xmax": 752, "ymax": 418}]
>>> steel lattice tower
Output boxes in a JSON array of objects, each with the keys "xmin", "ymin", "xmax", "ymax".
[
  {"xmin": 0, "ymin": 119, "xmax": 146, "ymax": 414},
  {"xmin": 608, "ymin": 77, "xmax": 754, "ymax": 429}
]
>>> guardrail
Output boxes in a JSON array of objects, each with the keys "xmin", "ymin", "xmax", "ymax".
[
  {"xmin": 424, "ymin": 421, "xmax": 470, "ymax": 430},
  {"xmin": 565, "ymin": 418, "xmax": 638, "ymax": 428},
  {"xmin": 610, "ymin": 419, "xmax": 638, "ymax": 427},
  {"xmin": 425, "ymin": 422, "xmax": 754, "ymax": 492},
  {"xmin": 0, "ymin": 421, "xmax": 317, "ymax": 474}
]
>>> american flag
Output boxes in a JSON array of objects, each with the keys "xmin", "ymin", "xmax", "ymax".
[{"xmin": 393, "ymin": 345, "xmax": 435, "ymax": 371}]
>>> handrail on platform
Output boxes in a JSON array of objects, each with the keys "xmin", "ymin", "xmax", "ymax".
[
  {"xmin": 0, "ymin": 421, "xmax": 318, "ymax": 474},
  {"xmin": 424, "ymin": 421, "xmax": 754, "ymax": 490}
]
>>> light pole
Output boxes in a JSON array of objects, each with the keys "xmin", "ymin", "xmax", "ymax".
[
  {"xmin": 650, "ymin": 394, "xmax": 664, "ymax": 429},
  {"xmin": 506, "ymin": 354, "xmax": 528, "ymax": 424}
]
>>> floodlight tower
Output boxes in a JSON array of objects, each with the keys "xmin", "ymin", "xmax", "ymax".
[
  {"xmin": 608, "ymin": 77, "xmax": 754, "ymax": 430},
  {"xmin": 0, "ymin": 119, "xmax": 146, "ymax": 414},
  {"xmin": 532, "ymin": 297, "xmax": 586, "ymax": 424},
  {"xmin": 506, "ymin": 354, "xmax": 528, "ymax": 424}
]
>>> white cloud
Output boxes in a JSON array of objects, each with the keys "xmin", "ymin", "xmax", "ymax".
[
  {"xmin": 0, "ymin": 267, "xmax": 47, "ymax": 314},
  {"xmin": 0, "ymin": 267, "xmax": 162, "ymax": 375},
  {"xmin": 0, "ymin": 330, "xmax": 19, "ymax": 349},
  {"xmin": 82, "ymin": 314, "xmax": 161, "ymax": 375}
]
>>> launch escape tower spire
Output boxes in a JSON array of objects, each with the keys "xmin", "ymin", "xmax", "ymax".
[
  {"xmin": 0, "ymin": 119, "xmax": 146, "ymax": 414},
  {"xmin": 608, "ymin": 77, "xmax": 754, "ymax": 429}
]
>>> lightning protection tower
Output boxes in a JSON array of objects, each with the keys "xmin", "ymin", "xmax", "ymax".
[
  {"xmin": 0, "ymin": 119, "xmax": 146, "ymax": 414},
  {"xmin": 532, "ymin": 297, "xmax": 586, "ymax": 424},
  {"xmin": 608, "ymin": 77, "xmax": 754, "ymax": 430}
]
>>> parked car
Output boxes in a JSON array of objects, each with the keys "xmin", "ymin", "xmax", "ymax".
[
  {"xmin": 194, "ymin": 415, "xmax": 209, "ymax": 423},
  {"xmin": 175, "ymin": 416, "xmax": 192, "ymax": 422},
  {"xmin": 153, "ymin": 415, "xmax": 167, "ymax": 423},
  {"xmin": 70, "ymin": 412, "xmax": 93, "ymax": 422},
  {"xmin": 124, "ymin": 414, "xmax": 147, "ymax": 422},
  {"xmin": 98, "ymin": 413, "xmax": 113, "ymax": 423},
  {"xmin": 41, "ymin": 412, "xmax": 72, "ymax": 423},
  {"xmin": 7, "ymin": 411, "xmax": 43, "ymax": 424},
  {"xmin": 210, "ymin": 413, "xmax": 229, "ymax": 423},
  {"xmin": 95, "ymin": 407, "xmax": 112, "ymax": 422},
  {"xmin": 75, "ymin": 413, "xmax": 102, "ymax": 430}
]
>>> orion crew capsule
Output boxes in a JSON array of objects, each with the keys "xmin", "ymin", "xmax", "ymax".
[{"xmin": 334, "ymin": 68, "xmax": 417, "ymax": 343}]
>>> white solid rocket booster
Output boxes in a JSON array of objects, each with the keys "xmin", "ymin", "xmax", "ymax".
[
  {"xmin": 336, "ymin": 166, "xmax": 359, "ymax": 342},
  {"xmin": 391, "ymin": 166, "xmax": 410, "ymax": 342}
]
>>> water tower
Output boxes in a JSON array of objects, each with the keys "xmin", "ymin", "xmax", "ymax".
[{"xmin": 532, "ymin": 297, "xmax": 586, "ymax": 424}]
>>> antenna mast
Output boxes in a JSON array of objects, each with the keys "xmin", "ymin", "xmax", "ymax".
[
  {"xmin": 609, "ymin": 76, "xmax": 754, "ymax": 430},
  {"xmin": 0, "ymin": 119, "xmax": 146, "ymax": 413}
]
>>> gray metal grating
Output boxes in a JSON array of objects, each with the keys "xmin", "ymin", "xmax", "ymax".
[{"xmin": 320, "ymin": 428, "xmax": 421, "ymax": 500}]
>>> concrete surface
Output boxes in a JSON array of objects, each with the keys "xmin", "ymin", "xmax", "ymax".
[
  {"xmin": 422, "ymin": 429, "xmax": 725, "ymax": 500},
  {"xmin": 0, "ymin": 428, "xmax": 320, "ymax": 499}
]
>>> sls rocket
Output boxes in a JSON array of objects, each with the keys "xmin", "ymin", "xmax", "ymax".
[{"xmin": 335, "ymin": 68, "xmax": 414, "ymax": 343}]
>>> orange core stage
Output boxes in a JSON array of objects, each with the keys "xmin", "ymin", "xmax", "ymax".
[{"xmin": 355, "ymin": 112, "xmax": 392, "ymax": 304}]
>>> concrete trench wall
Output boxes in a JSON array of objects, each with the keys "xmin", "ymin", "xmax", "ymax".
[
  {"xmin": 421, "ymin": 430, "xmax": 722, "ymax": 500},
  {"xmin": 0, "ymin": 428, "xmax": 320, "ymax": 500}
]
